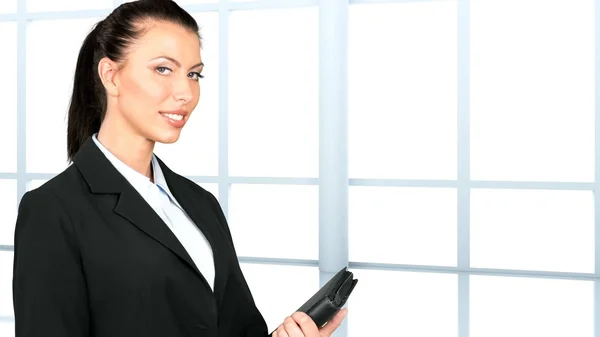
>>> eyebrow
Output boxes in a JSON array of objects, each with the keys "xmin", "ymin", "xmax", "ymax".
[{"xmin": 153, "ymin": 56, "xmax": 204, "ymax": 70}]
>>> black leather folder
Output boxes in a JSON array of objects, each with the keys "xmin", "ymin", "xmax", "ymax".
[{"xmin": 297, "ymin": 267, "xmax": 358, "ymax": 328}]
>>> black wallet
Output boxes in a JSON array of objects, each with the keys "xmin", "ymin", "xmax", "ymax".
[{"xmin": 297, "ymin": 267, "xmax": 358, "ymax": 328}]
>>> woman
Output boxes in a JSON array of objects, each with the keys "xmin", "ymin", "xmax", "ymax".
[{"xmin": 12, "ymin": 1, "xmax": 348, "ymax": 336}]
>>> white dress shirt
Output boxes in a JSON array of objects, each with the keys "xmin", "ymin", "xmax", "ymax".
[{"xmin": 92, "ymin": 134, "xmax": 215, "ymax": 290}]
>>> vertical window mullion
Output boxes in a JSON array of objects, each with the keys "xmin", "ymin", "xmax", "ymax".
[
  {"xmin": 16, "ymin": 0, "xmax": 26, "ymax": 209},
  {"xmin": 457, "ymin": 0, "xmax": 471, "ymax": 337},
  {"xmin": 594, "ymin": 2, "xmax": 600, "ymax": 337},
  {"xmin": 318, "ymin": 0, "xmax": 349, "ymax": 313},
  {"xmin": 219, "ymin": 1, "xmax": 230, "ymax": 216}
]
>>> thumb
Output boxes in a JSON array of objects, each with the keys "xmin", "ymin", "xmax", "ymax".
[{"xmin": 319, "ymin": 309, "xmax": 348, "ymax": 337}]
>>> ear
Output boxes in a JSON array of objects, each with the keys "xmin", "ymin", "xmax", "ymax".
[{"xmin": 98, "ymin": 56, "xmax": 120, "ymax": 97}]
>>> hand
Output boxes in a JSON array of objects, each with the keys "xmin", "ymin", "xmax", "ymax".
[{"xmin": 272, "ymin": 309, "xmax": 348, "ymax": 337}]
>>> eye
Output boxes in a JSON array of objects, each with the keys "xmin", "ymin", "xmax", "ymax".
[
  {"xmin": 156, "ymin": 66, "xmax": 172, "ymax": 75},
  {"xmin": 189, "ymin": 71, "xmax": 204, "ymax": 81}
]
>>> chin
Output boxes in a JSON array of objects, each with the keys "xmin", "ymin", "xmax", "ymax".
[{"xmin": 153, "ymin": 130, "xmax": 183, "ymax": 144}]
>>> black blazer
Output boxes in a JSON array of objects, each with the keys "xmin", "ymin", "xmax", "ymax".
[{"xmin": 13, "ymin": 137, "xmax": 270, "ymax": 337}]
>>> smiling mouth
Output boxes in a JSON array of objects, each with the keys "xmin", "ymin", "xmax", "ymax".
[{"xmin": 161, "ymin": 112, "xmax": 184, "ymax": 121}]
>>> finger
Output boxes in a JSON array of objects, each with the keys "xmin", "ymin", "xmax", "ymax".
[
  {"xmin": 276, "ymin": 323, "xmax": 290, "ymax": 337},
  {"xmin": 277, "ymin": 328, "xmax": 290, "ymax": 337},
  {"xmin": 319, "ymin": 309, "xmax": 348, "ymax": 337},
  {"xmin": 271, "ymin": 324, "xmax": 282, "ymax": 337},
  {"xmin": 291, "ymin": 311, "xmax": 319, "ymax": 337},
  {"xmin": 283, "ymin": 315, "xmax": 304, "ymax": 337}
]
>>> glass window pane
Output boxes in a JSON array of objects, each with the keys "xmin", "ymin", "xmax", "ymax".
[
  {"xmin": 229, "ymin": 8, "xmax": 319, "ymax": 178},
  {"xmin": 470, "ymin": 275, "xmax": 594, "ymax": 337},
  {"xmin": 0, "ymin": 22, "xmax": 17, "ymax": 173},
  {"xmin": 0, "ymin": 251, "xmax": 14, "ymax": 317},
  {"xmin": 0, "ymin": 1, "xmax": 15, "ymax": 13},
  {"xmin": 470, "ymin": 0, "xmax": 594, "ymax": 182},
  {"xmin": 349, "ymin": 187, "xmax": 457, "ymax": 266},
  {"xmin": 349, "ymin": 269, "xmax": 458, "ymax": 337},
  {"xmin": 348, "ymin": 2, "xmax": 457, "ymax": 180},
  {"xmin": 229, "ymin": 184, "xmax": 318, "ymax": 259},
  {"xmin": 153, "ymin": 12, "xmax": 219, "ymax": 176},
  {"xmin": 0, "ymin": 320, "xmax": 14, "ymax": 337},
  {"xmin": 27, "ymin": 0, "xmax": 112, "ymax": 12},
  {"xmin": 240, "ymin": 263, "xmax": 319, "ymax": 333},
  {"xmin": 0, "ymin": 180, "xmax": 17, "ymax": 246},
  {"xmin": 26, "ymin": 18, "xmax": 101, "ymax": 174},
  {"xmin": 471, "ymin": 189, "xmax": 594, "ymax": 273}
]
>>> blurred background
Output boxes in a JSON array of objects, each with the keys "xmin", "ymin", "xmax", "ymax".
[{"xmin": 0, "ymin": 0, "xmax": 598, "ymax": 336}]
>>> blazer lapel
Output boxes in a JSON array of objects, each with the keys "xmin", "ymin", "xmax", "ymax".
[
  {"xmin": 156, "ymin": 156, "xmax": 230, "ymax": 303},
  {"xmin": 72, "ymin": 137, "xmax": 210, "ymax": 290},
  {"xmin": 114, "ymin": 188, "xmax": 208, "ymax": 280}
]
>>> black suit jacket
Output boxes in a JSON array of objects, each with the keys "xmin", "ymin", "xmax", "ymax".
[{"xmin": 12, "ymin": 137, "xmax": 270, "ymax": 337}]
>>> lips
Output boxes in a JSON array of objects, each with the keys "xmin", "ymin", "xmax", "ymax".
[
  {"xmin": 159, "ymin": 110, "xmax": 188, "ymax": 128},
  {"xmin": 161, "ymin": 112, "xmax": 184, "ymax": 121}
]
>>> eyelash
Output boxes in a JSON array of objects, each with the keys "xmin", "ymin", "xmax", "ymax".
[{"xmin": 156, "ymin": 66, "xmax": 204, "ymax": 80}]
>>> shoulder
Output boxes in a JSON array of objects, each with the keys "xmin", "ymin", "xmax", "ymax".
[
  {"xmin": 17, "ymin": 165, "xmax": 85, "ymax": 231},
  {"xmin": 163, "ymin": 169, "xmax": 227, "ymax": 221},
  {"xmin": 16, "ymin": 181, "xmax": 76, "ymax": 245},
  {"xmin": 174, "ymin": 173, "xmax": 220, "ymax": 205},
  {"xmin": 18, "ymin": 166, "xmax": 77, "ymax": 217},
  {"xmin": 155, "ymin": 156, "xmax": 219, "ymax": 205},
  {"xmin": 18, "ymin": 188, "xmax": 60, "ymax": 213},
  {"xmin": 26, "ymin": 164, "xmax": 89, "ymax": 201}
]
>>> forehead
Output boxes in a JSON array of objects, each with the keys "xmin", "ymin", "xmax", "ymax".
[{"xmin": 127, "ymin": 20, "xmax": 201, "ymax": 61}]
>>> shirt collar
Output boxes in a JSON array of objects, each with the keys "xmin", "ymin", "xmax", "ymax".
[
  {"xmin": 151, "ymin": 155, "xmax": 181, "ymax": 208},
  {"xmin": 91, "ymin": 134, "xmax": 181, "ymax": 208}
]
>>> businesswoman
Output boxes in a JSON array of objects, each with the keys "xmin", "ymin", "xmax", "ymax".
[{"xmin": 12, "ymin": 1, "xmax": 347, "ymax": 336}]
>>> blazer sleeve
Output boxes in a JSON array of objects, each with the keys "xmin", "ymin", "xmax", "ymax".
[{"xmin": 13, "ymin": 189, "xmax": 90, "ymax": 337}]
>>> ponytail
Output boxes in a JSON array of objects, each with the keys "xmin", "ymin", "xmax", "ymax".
[{"xmin": 66, "ymin": 20, "xmax": 106, "ymax": 162}]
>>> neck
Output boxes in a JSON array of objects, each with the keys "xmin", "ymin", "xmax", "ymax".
[{"xmin": 97, "ymin": 117, "xmax": 155, "ymax": 181}]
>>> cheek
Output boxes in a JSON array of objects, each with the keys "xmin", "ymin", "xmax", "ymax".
[
  {"xmin": 188, "ymin": 83, "xmax": 201, "ymax": 109},
  {"xmin": 119, "ymin": 75, "xmax": 172, "ymax": 114},
  {"xmin": 193, "ymin": 85, "xmax": 201, "ymax": 104}
]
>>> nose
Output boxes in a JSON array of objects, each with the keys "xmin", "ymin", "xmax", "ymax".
[{"xmin": 172, "ymin": 76, "xmax": 195, "ymax": 104}]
